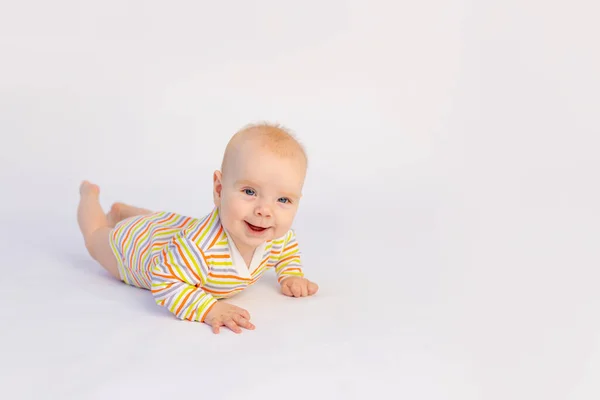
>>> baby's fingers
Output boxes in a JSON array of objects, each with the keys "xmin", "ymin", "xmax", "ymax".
[
  {"xmin": 308, "ymin": 281, "xmax": 319, "ymax": 295},
  {"xmin": 301, "ymin": 283, "xmax": 308, "ymax": 297},
  {"xmin": 210, "ymin": 320, "xmax": 222, "ymax": 334},
  {"xmin": 223, "ymin": 317, "xmax": 242, "ymax": 334},
  {"xmin": 234, "ymin": 307, "xmax": 251, "ymax": 321},
  {"xmin": 281, "ymin": 282, "xmax": 293, "ymax": 297},
  {"xmin": 291, "ymin": 282, "xmax": 303, "ymax": 297},
  {"xmin": 233, "ymin": 314, "xmax": 255, "ymax": 330}
]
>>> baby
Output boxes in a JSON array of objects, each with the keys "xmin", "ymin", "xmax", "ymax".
[{"xmin": 77, "ymin": 123, "xmax": 318, "ymax": 334}]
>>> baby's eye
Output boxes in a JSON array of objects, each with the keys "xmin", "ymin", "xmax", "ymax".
[
  {"xmin": 243, "ymin": 188, "xmax": 256, "ymax": 196},
  {"xmin": 278, "ymin": 197, "xmax": 291, "ymax": 204}
]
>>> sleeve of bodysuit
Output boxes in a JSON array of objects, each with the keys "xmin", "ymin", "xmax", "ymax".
[
  {"xmin": 150, "ymin": 233, "xmax": 217, "ymax": 322},
  {"xmin": 273, "ymin": 229, "xmax": 305, "ymax": 283}
]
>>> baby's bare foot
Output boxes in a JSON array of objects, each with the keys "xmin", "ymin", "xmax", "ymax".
[
  {"xmin": 80, "ymin": 180, "xmax": 100, "ymax": 197},
  {"xmin": 107, "ymin": 202, "xmax": 123, "ymax": 227}
]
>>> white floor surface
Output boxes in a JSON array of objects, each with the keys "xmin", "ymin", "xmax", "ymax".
[{"xmin": 1, "ymin": 1, "xmax": 599, "ymax": 399}]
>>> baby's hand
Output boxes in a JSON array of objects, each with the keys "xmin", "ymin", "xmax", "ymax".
[
  {"xmin": 203, "ymin": 302, "xmax": 255, "ymax": 334},
  {"xmin": 280, "ymin": 277, "xmax": 319, "ymax": 298}
]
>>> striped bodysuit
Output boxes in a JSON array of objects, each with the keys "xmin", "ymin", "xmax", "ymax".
[{"xmin": 108, "ymin": 207, "xmax": 304, "ymax": 322}]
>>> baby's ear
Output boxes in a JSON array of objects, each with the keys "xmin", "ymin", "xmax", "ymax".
[{"xmin": 212, "ymin": 170, "xmax": 223, "ymax": 205}]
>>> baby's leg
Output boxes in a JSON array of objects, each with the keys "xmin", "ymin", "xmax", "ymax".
[
  {"xmin": 107, "ymin": 202, "xmax": 153, "ymax": 228},
  {"xmin": 77, "ymin": 181, "xmax": 120, "ymax": 280}
]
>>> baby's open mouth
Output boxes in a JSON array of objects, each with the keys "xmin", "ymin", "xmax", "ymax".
[{"xmin": 245, "ymin": 221, "xmax": 268, "ymax": 232}]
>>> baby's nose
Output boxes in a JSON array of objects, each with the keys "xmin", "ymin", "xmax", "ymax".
[{"xmin": 255, "ymin": 205, "xmax": 272, "ymax": 217}]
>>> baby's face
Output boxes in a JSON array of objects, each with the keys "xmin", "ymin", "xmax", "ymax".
[{"xmin": 214, "ymin": 145, "xmax": 306, "ymax": 253}]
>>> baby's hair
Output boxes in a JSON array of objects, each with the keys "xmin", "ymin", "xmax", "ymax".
[{"xmin": 221, "ymin": 122, "xmax": 308, "ymax": 173}]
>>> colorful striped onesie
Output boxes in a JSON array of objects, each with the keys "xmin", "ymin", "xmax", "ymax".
[{"xmin": 108, "ymin": 207, "xmax": 304, "ymax": 322}]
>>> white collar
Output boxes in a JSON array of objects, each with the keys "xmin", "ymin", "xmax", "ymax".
[{"xmin": 225, "ymin": 229, "xmax": 267, "ymax": 279}]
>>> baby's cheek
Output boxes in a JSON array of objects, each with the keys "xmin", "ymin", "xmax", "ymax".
[{"xmin": 273, "ymin": 226, "xmax": 288, "ymax": 239}]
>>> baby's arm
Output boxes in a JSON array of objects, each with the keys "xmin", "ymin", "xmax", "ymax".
[
  {"xmin": 151, "ymin": 234, "xmax": 254, "ymax": 333},
  {"xmin": 273, "ymin": 230, "xmax": 318, "ymax": 297},
  {"xmin": 273, "ymin": 229, "xmax": 304, "ymax": 282},
  {"xmin": 151, "ymin": 234, "xmax": 217, "ymax": 322}
]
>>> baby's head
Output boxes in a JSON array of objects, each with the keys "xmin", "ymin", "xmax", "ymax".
[{"xmin": 213, "ymin": 123, "xmax": 307, "ymax": 253}]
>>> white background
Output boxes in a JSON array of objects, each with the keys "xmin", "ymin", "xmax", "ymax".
[{"xmin": 1, "ymin": 1, "xmax": 599, "ymax": 399}]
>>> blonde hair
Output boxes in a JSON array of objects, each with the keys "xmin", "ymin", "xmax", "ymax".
[{"xmin": 221, "ymin": 122, "xmax": 308, "ymax": 173}]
